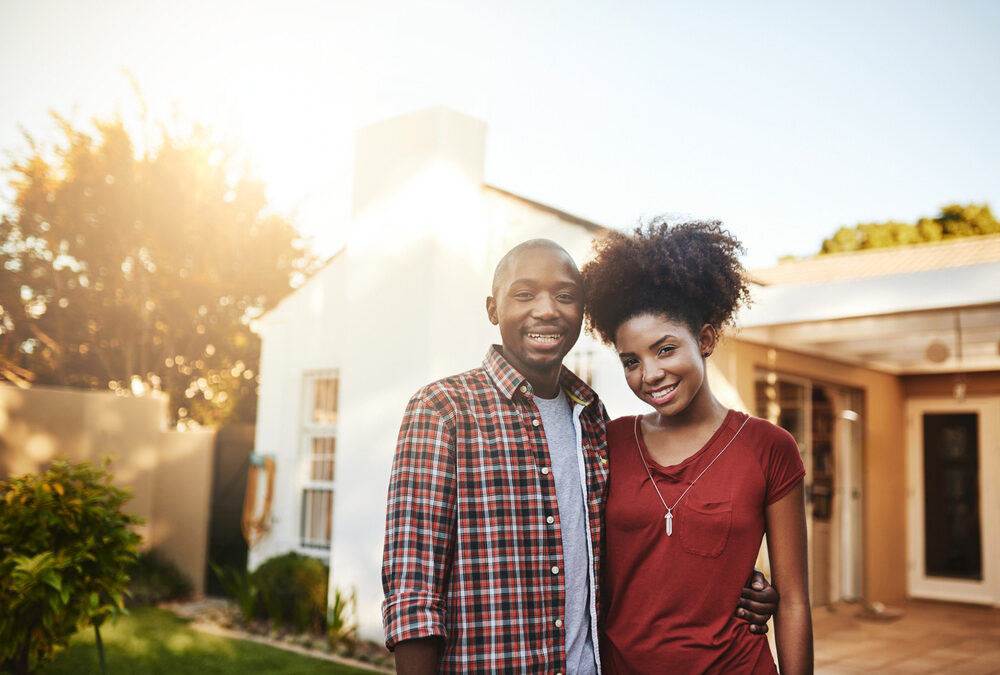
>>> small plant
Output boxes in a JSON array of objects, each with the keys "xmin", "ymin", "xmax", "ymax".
[
  {"xmin": 0, "ymin": 458, "xmax": 142, "ymax": 675},
  {"xmin": 127, "ymin": 549, "xmax": 193, "ymax": 606},
  {"xmin": 327, "ymin": 587, "xmax": 358, "ymax": 649},
  {"xmin": 210, "ymin": 561, "xmax": 258, "ymax": 624},
  {"xmin": 252, "ymin": 553, "xmax": 328, "ymax": 634}
]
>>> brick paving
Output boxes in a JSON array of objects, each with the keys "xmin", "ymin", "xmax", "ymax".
[{"xmin": 812, "ymin": 600, "xmax": 1000, "ymax": 674}]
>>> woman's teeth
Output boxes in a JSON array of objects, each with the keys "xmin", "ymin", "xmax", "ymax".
[{"xmin": 649, "ymin": 384, "xmax": 678, "ymax": 400}]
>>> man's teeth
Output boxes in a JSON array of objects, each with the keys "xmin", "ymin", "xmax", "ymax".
[{"xmin": 528, "ymin": 333, "xmax": 562, "ymax": 343}]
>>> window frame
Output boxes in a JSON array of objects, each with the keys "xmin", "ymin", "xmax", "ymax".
[{"xmin": 297, "ymin": 370, "xmax": 339, "ymax": 554}]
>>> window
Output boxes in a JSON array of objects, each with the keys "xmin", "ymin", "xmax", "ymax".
[{"xmin": 300, "ymin": 371, "xmax": 338, "ymax": 550}]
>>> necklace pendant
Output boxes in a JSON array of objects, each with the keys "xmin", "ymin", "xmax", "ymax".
[{"xmin": 665, "ymin": 511, "xmax": 673, "ymax": 536}]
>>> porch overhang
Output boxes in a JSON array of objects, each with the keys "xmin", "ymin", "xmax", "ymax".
[{"xmin": 735, "ymin": 262, "xmax": 1000, "ymax": 375}]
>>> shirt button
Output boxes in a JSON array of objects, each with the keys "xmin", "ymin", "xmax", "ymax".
[
  {"xmin": 546, "ymin": 516, "xmax": 554, "ymax": 524},
  {"xmin": 551, "ymin": 566, "xmax": 560, "ymax": 575},
  {"xmin": 520, "ymin": 385, "xmax": 527, "ymax": 393},
  {"xmin": 554, "ymin": 618, "xmax": 563, "ymax": 628},
  {"xmin": 532, "ymin": 419, "xmax": 539, "ymax": 427},
  {"xmin": 541, "ymin": 467, "xmax": 550, "ymax": 475}
]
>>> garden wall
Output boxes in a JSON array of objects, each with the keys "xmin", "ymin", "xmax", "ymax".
[{"xmin": 0, "ymin": 383, "xmax": 215, "ymax": 594}]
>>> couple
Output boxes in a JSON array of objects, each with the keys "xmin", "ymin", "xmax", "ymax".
[{"xmin": 382, "ymin": 219, "xmax": 813, "ymax": 674}]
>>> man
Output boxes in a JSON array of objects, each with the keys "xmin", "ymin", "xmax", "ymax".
[{"xmin": 382, "ymin": 239, "xmax": 775, "ymax": 674}]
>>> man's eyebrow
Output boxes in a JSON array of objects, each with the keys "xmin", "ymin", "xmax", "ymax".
[{"xmin": 506, "ymin": 278, "xmax": 579, "ymax": 288}]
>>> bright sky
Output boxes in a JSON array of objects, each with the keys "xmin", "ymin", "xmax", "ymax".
[{"xmin": 2, "ymin": 0, "xmax": 998, "ymax": 268}]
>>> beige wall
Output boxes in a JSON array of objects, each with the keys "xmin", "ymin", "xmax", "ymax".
[
  {"xmin": 712, "ymin": 338, "xmax": 908, "ymax": 605},
  {"xmin": 902, "ymin": 371, "xmax": 1000, "ymax": 398},
  {"xmin": 0, "ymin": 384, "xmax": 215, "ymax": 595}
]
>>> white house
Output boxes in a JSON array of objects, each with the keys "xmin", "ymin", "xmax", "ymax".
[
  {"xmin": 251, "ymin": 106, "xmax": 1000, "ymax": 641},
  {"xmin": 249, "ymin": 107, "xmax": 643, "ymax": 639}
]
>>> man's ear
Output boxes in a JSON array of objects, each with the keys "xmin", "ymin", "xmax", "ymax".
[{"xmin": 486, "ymin": 296, "xmax": 499, "ymax": 325}]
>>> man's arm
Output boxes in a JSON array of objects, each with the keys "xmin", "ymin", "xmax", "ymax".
[
  {"xmin": 382, "ymin": 391, "xmax": 457, "ymax": 668},
  {"xmin": 394, "ymin": 637, "xmax": 443, "ymax": 675},
  {"xmin": 736, "ymin": 568, "xmax": 780, "ymax": 634}
]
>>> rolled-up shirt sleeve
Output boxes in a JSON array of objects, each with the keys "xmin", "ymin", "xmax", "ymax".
[{"xmin": 381, "ymin": 390, "xmax": 457, "ymax": 650}]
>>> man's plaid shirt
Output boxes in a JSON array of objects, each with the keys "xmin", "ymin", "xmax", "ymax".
[{"xmin": 382, "ymin": 346, "xmax": 610, "ymax": 673}]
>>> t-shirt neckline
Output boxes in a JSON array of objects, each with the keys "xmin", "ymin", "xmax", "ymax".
[{"xmin": 634, "ymin": 409, "xmax": 745, "ymax": 477}]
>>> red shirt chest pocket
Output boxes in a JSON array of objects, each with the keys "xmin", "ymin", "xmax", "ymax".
[{"xmin": 677, "ymin": 500, "xmax": 732, "ymax": 558}]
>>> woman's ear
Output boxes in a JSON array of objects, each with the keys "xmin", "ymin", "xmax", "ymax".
[{"xmin": 698, "ymin": 324, "xmax": 718, "ymax": 358}]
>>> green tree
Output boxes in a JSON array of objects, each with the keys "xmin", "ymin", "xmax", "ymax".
[
  {"xmin": 0, "ymin": 459, "xmax": 142, "ymax": 674},
  {"xmin": 819, "ymin": 203, "xmax": 998, "ymax": 255},
  {"xmin": 0, "ymin": 113, "xmax": 317, "ymax": 425}
]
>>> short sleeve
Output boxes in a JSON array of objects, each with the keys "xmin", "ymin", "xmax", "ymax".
[{"xmin": 763, "ymin": 423, "xmax": 806, "ymax": 505}]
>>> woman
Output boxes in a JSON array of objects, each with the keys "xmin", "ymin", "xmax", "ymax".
[{"xmin": 581, "ymin": 219, "xmax": 813, "ymax": 674}]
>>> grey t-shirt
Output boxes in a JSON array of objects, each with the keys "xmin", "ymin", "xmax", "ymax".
[{"xmin": 534, "ymin": 389, "xmax": 597, "ymax": 675}]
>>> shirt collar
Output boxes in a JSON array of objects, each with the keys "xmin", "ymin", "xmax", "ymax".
[{"xmin": 483, "ymin": 345, "xmax": 598, "ymax": 407}]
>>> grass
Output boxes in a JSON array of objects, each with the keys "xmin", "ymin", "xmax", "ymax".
[{"xmin": 40, "ymin": 607, "xmax": 382, "ymax": 674}]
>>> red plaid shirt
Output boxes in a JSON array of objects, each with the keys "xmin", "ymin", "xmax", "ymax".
[{"xmin": 382, "ymin": 346, "xmax": 610, "ymax": 674}]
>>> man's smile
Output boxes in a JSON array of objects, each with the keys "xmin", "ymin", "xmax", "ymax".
[{"xmin": 527, "ymin": 332, "xmax": 564, "ymax": 344}]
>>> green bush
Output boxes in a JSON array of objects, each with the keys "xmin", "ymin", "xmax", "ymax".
[
  {"xmin": 0, "ymin": 459, "xmax": 142, "ymax": 674},
  {"xmin": 127, "ymin": 550, "xmax": 193, "ymax": 607},
  {"xmin": 251, "ymin": 553, "xmax": 328, "ymax": 634}
]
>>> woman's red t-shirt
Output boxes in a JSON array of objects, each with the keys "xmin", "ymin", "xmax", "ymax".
[{"xmin": 601, "ymin": 411, "xmax": 805, "ymax": 674}]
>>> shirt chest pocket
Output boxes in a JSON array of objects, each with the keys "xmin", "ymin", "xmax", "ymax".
[{"xmin": 677, "ymin": 500, "xmax": 732, "ymax": 558}]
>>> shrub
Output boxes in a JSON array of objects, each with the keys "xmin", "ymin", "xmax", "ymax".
[
  {"xmin": 251, "ymin": 553, "xmax": 328, "ymax": 634},
  {"xmin": 0, "ymin": 459, "xmax": 142, "ymax": 674},
  {"xmin": 210, "ymin": 561, "xmax": 258, "ymax": 623},
  {"xmin": 327, "ymin": 586, "xmax": 358, "ymax": 649},
  {"xmin": 127, "ymin": 549, "xmax": 193, "ymax": 606}
]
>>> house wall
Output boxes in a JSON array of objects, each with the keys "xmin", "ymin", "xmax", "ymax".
[
  {"xmin": 250, "ymin": 108, "xmax": 652, "ymax": 640},
  {"xmin": 712, "ymin": 338, "xmax": 908, "ymax": 605},
  {"xmin": 901, "ymin": 371, "xmax": 1000, "ymax": 398},
  {"xmin": 250, "ymin": 210, "xmax": 643, "ymax": 639},
  {"xmin": 0, "ymin": 384, "xmax": 215, "ymax": 594}
]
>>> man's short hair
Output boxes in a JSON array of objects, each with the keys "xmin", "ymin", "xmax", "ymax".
[{"xmin": 491, "ymin": 239, "xmax": 578, "ymax": 296}]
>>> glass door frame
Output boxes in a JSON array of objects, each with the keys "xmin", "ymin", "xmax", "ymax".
[
  {"xmin": 754, "ymin": 370, "xmax": 865, "ymax": 604},
  {"xmin": 906, "ymin": 396, "xmax": 1000, "ymax": 606}
]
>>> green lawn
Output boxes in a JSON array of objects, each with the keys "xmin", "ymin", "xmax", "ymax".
[{"xmin": 40, "ymin": 607, "xmax": 383, "ymax": 674}]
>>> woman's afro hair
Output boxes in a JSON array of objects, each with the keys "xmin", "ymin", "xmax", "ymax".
[{"xmin": 581, "ymin": 217, "xmax": 751, "ymax": 345}]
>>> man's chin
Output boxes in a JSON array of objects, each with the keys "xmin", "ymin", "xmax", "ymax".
[{"xmin": 523, "ymin": 350, "xmax": 568, "ymax": 373}]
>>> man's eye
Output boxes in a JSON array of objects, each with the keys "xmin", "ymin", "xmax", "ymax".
[{"xmin": 514, "ymin": 292, "xmax": 533, "ymax": 300}]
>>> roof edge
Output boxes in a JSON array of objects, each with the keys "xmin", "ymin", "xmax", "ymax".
[{"xmin": 483, "ymin": 184, "xmax": 608, "ymax": 233}]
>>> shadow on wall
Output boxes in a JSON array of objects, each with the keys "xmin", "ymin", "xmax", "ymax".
[{"xmin": 0, "ymin": 383, "xmax": 216, "ymax": 595}]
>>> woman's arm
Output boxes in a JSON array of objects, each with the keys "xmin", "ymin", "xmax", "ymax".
[{"xmin": 765, "ymin": 480, "xmax": 813, "ymax": 675}]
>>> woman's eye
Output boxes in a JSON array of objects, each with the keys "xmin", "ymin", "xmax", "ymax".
[
  {"xmin": 621, "ymin": 359, "xmax": 637, "ymax": 369},
  {"xmin": 556, "ymin": 293, "xmax": 575, "ymax": 302},
  {"xmin": 659, "ymin": 345, "xmax": 676, "ymax": 356}
]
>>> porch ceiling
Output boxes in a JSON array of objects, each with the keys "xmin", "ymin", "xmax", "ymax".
[{"xmin": 736, "ymin": 263, "xmax": 1000, "ymax": 375}]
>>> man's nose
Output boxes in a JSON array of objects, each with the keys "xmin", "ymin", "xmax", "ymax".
[{"xmin": 531, "ymin": 295, "xmax": 558, "ymax": 319}]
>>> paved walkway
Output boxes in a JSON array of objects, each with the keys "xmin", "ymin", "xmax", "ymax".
[{"xmin": 813, "ymin": 600, "xmax": 1000, "ymax": 674}]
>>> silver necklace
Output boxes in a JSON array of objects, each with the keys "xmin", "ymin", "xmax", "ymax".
[{"xmin": 633, "ymin": 414, "xmax": 749, "ymax": 536}]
